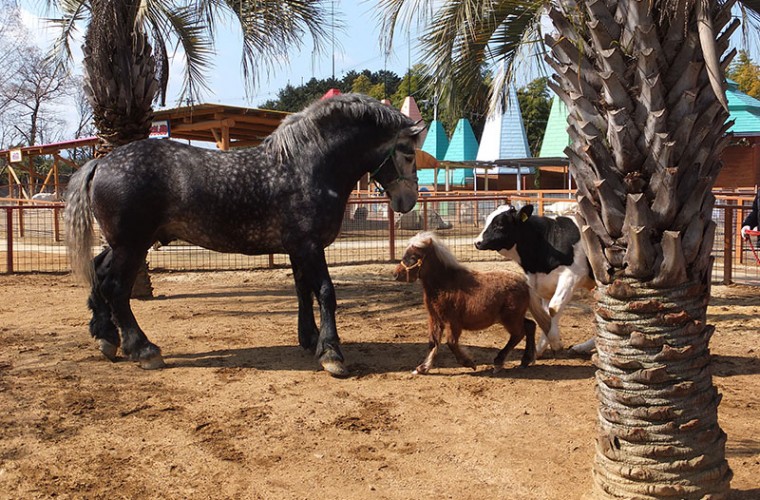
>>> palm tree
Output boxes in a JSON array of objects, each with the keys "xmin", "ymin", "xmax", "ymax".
[
  {"xmin": 48, "ymin": 0, "xmax": 331, "ymax": 295},
  {"xmin": 47, "ymin": 0, "xmax": 331, "ymax": 153},
  {"xmin": 381, "ymin": 0, "xmax": 760, "ymax": 497}
]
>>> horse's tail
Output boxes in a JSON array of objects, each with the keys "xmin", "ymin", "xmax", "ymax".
[
  {"xmin": 527, "ymin": 286, "xmax": 552, "ymax": 336},
  {"xmin": 64, "ymin": 159, "xmax": 99, "ymax": 287}
]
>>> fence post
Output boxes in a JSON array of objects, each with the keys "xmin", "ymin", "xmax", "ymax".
[
  {"xmin": 6, "ymin": 208, "xmax": 13, "ymax": 274},
  {"xmin": 388, "ymin": 203, "xmax": 395, "ymax": 261},
  {"xmin": 723, "ymin": 206, "xmax": 733, "ymax": 285},
  {"xmin": 53, "ymin": 206, "xmax": 61, "ymax": 242},
  {"xmin": 422, "ymin": 198, "xmax": 428, "ymax": 231}
]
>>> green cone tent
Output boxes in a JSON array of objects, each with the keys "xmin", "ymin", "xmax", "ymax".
[
  {"xmin": 438, "ymin": 118, "xmax": 478, "ymax": 190},
  {"xmin": 538, "ymin": 95, "xmax": 571, "ymax": 158},
  {"xmin": 418, "ymin": 120, "xmax": 449, "ymax": 188}
]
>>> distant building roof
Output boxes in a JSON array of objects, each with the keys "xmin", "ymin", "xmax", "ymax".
[
  {"xmin": 444, "ymin": 118, "xmax": 479, "ymax": 162},
  {"xmin": 477, "ymin": 86, "xmax": 531, "ymax": 161},
  {"xmin": 421, "ymin": 120, "xmax": 449, "ymax": 160},
  {"xmin": 539, "ymin": 82, "xmax": 760, "ymax": 157},
  {"xmin": 726, "ymin": 80, "xmax": 760, "ymax": 136}
]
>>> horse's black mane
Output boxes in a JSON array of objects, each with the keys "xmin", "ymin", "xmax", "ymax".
[{"xmin": 264, "ymin": 93, "xmax": 414, "ymax": 160}]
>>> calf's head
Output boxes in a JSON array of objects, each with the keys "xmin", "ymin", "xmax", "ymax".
[{"xmin": 474, "ymin": 204, "xmax": 533, "ymax": 253}]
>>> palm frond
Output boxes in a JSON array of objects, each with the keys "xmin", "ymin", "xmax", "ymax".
[
  {"xmin": 154, "ymin": 5, "xmax": 215, "ymax": 104},
  {"xmin": 43, "ymin": 0, "xmax": 89, "ymax": 71},
  {"xmin": 231, "ymin": 0, "xmax": 333, "ymax": 95},
  {"xmin": 415, "ymin": 0, "xmax": 544, "ymax": 114}
]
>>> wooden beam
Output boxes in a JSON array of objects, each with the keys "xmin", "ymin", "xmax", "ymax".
[{"xmin": 172, "ymin": 118, "xmax": 236, "ymax": 133}]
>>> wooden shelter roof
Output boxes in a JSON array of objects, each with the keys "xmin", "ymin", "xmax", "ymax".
[
  {"xmin": 152, "ymin": 103, "xmax": 289, "ymax": 149},
  {"xmin": 0, "ymin": 103, "xmax": 290, "ymax": 163}
]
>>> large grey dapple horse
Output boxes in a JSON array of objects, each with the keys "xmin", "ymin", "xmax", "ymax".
[{"xmin": 65, "ymin": 93, "xmax": 426, "ymax": 377}]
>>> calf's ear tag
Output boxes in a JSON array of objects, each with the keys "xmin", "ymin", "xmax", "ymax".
[{"xmin": 520, "ymin": 212, "xmax": 529, "ymax": 222}]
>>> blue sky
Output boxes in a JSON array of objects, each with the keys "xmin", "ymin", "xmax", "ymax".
[
  {"xmin": 17, "ymin": 0, "xmax": 760, "ymax": 130},
  {"xmin": 19, "ymin": 0, "xmax": 423, "ymax": 110}
]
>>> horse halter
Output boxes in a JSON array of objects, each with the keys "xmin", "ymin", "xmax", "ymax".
[
  {"xmin": 399, "ymin": 255, "xmax": 424, "ymax": 282},
  {"xmin": 369, "ymin": 140, "xmax": 418, "ymax": 193}
]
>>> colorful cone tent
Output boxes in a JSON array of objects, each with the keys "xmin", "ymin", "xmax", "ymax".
[
  {"xmin": 400, "ymin": 96, "xmax": 427, "ymax": 144},
  {"xmin": 475, "ymin": 86, "xmax": 533, "ymax": 189},
  {"xmin": 418, "ymin": 120, "xmax": 449, "ymax": 187},
  {"xmin": 321, "ymin": 88, "xmax": 342, "ymax": 100},
  {"xmin": 726, "ymin": 80, "xmax": 760, "ymax": 134},
  {"xmin": 538, "ymin": 96, "xmax": 570, "ymax": 158},
  {"xmin": 476, "ymin": 86, "xmax": 531, "ymax": 161},
  {"xmin": 440, "ymin": 118, "xmax": 478, "ymax": 189}
]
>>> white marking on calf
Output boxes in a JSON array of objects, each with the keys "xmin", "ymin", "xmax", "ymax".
[{"xmin": 527, "ymin": 238, "xmax": 593, "ymax": 356}]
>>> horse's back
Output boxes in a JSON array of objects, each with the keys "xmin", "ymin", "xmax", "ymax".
[{"xmin": 89, "ymin": 140, "xmax": 284, "ymax": 252}]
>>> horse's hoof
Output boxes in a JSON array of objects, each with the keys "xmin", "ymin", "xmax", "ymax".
[
  {"xmin": 139, "ymin": 355, "xmax": 166, "ymax": 370},
  {"xmin": 320, "ymin": 358, "xmax": 349, "ymax": 378},
  {"xmin": 98, "ymin": 339, "xmax": 118, "ymax": 362},
  {"xmin": 492, "ymin": 365, "xmax": 504, "ymax": 374}
]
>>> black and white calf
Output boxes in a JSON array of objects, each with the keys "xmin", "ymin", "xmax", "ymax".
[{"xmin": 474, "ymin": 204, "xmax": 595, "ymax": 356}]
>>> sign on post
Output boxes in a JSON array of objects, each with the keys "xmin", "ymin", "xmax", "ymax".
[{"xmin": 149, "ymin": 120, "xmax": 170, "ymax": 138}]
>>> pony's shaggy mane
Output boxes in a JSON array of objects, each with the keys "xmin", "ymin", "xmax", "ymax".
[
  {"xmin": 409, "ymin": 231, "xmax": 467, "ymax": 271},
  {"xmin": 264, "ymin": 93, "xmax": 414, "ymax": 160}
]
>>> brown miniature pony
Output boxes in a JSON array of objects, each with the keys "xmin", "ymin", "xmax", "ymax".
[{"xmin": 394, "ymin": 232, "xmax": 551, "ymax": 374}]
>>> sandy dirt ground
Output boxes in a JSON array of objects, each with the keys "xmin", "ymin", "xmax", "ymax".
[{"xmin": 0, "ymin": 263, "xmax": 758, "ymax": 499}]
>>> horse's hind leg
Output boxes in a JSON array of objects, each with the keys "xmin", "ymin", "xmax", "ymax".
[
  {"xmin": 100, "ymin": 247, "xmax": 164, "ymax": 369},
  {"xmin": 519, "ymin": 319, "xmax": 537, "ymax": 368},
  {"xmin": 88, "ymin": 248, "xmax": 120, "ymax": 361},
  {"xmin": 445, "ymin": 324, "xmax": 476, "ymax": 371},
  {"xmin": 494, "ymin": 316, "xmax": 533, "ymax": 370}
]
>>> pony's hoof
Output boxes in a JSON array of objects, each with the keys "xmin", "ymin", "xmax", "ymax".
[
  {"xmin": 492, "ymin": 364, "xmax": 504, "ymax": 374},
  {"xmin": 320, "ymin": 358, "xmax": 349, "ymax": 378},
  {"xmin": 139, "ymin": 355, "xmax": 166, "ymax": 370},
  {"xmin": 412, "ymin": 365, "xmax": 429, "ymax": 375},
  {"xmin": 98, "ymin": 339, "xmax": 118, "ymax": 362}
]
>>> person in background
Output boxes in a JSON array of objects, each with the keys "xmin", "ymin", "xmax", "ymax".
[{"xmin": 740, "ymin": 190, "xmax": 760, "ymax": 245}]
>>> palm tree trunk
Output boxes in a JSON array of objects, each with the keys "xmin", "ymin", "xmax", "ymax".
[
  {"xmin": 543, "ymin": 0, "xmax": 736, "ymax": 496},
  {"xmin": 83, "ymin": 1, "xmax": 159, "ymax": 298},
  {"xmin": 591, "ymin": 277, "xmax": 731, "ymax": 498}
]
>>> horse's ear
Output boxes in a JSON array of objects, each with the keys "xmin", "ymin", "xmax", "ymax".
[
  {"xmin": 401, "ymin": 120, "xmax": 427, "ymax": 138},
  {"xmin": 519, "ymin": 205, "xmax": 533, "ymax": 222}
]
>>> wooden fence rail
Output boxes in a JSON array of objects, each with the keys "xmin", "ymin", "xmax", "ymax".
[{"xmin": 1, "ymin": 193, "xmax": 758, "ymax": 285}]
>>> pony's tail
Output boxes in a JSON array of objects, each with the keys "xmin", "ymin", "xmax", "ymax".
[
  {"xmin": 527, "ymin": 287, "xmax": 552, "ymax": 336},
  {"xmin": 64, "ymin": 159, "xmax": 99, "ymax": 287}
]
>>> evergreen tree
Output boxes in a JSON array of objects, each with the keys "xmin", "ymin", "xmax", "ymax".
[
  {"xmin": 517, "ymin": 77, "xmax": 552, "ymax": 156},
  {"xmin": 728, "ymin": 50, "xmax": 760, "ymax": 98}
]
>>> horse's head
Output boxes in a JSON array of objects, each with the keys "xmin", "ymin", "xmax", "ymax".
[
  {"xmin": 393, "ymin": 241, "xmax": 427, "ymax": 283},
  {"xmin": 371, "ymin": 121, "xmax": 426, "ymax": 213}
]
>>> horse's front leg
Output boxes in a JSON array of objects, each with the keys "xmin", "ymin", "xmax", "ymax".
[
  {"xmin": 413, "ymin": 317, "xmax": 443, "ymax": 375},
  {"xmin": 290, "ymin": 259, "xmax": 319, "ymax": 351},
  {"xmin": 289, "ymin": 247, "xmax": 347, "ymax": 377}
]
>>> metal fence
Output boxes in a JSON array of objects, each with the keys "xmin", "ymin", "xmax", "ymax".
[{"xmin": 2, "ymin": 192, "xmax": 759, "ymax": 286}]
